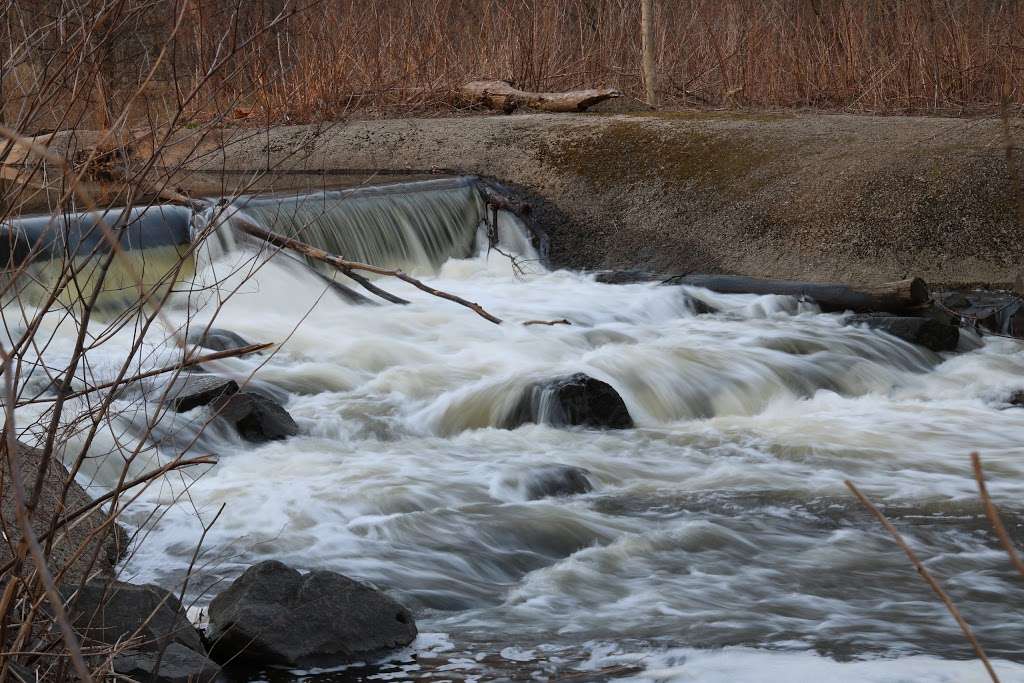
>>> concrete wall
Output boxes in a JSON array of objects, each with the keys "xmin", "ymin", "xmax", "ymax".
[{"xmin": 174, "ymin": 111, "xmax": 1021, "ymax": 286}]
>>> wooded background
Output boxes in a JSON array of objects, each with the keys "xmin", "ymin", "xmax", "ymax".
[{"xmin": 2, "ymin": 0, "xmax": 1023, "ymax": 130}]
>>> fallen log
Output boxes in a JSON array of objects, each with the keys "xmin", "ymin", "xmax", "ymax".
[
  {"xmin": 663, "ymin": 274, "xmax": 929, "ymax": 313},
  {"xmin": 460, "ymin": 80, "xmax": 621, "ymax": 113}
]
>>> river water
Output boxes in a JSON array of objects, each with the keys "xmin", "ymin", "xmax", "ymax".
[{"xmin": 9, "ymin": 191, "xmax": 1024, "ymax": 682}]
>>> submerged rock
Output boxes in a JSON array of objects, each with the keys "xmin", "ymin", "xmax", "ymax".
[
  {"xmin": 187, "ymin": 328, "xmax": 253, "ymax": 353},
  {"xmin": 63, "ymin": 579, "xmax": 204, "ymax": 653},
  {"xmin": 113, "ymin": 643, "xmax": 222, "ymax": 683},
  {"xmin": 506, "ymin": 373, "xmax": 633, "ymax": 429},
  {"xmin": 524, "ymin": 465, "xmax": 594, "ymax": 500},
  {"xmin": 167, "ymin": 374, "xmax": 239, "ymax": 413},
  {"xmin": 212, "ymin": 392, "xmax": 298, "ymax": 442},
  {"xmin": 846, "ymin": 314, "xmax": 959, "ymax": 352},
  {"xmin": 206, "ymin": 560, "xmax": 417, "ymax": 667}
]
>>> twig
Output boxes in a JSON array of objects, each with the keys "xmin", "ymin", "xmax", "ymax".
[
  {"xmin": 844, "ymin": 479, "xmax": 1001, "ymax": 683},
  {"xmin": 17, "ymin": 342, "xmax": 273, "ymax": 406},
  {"xmin": 971, "ymin": 452, "xmax": 1024, "ymax": 580},
  {"xmin": 523, "ymin": 319, "xmax": 572, "ymax": 326},
  {"xmin": 233, "ymin": 216, "xmax": 504, "ymax": 324}
]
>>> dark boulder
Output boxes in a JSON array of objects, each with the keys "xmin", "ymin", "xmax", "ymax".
[
  {"xmin": 684, "ymin": 294, "xmax": 718, "ymax": 315},
  {"xmin": 206, "ymin": 560, "xmax": 417, "ymax": 667},
  {"xmin": 847, "ymin": 314, "xmax": 959, "ymax": 352},
  {"xmin": 113, "ymin": 643, "xmax": 222, "ymax": 683},
  {"xmin": 187, "ymin": 328, "xmax": 253, "ymax": 353},
  {"xmin": 212, "ymin": 392, "xmax": 298, "ymax": 442},
  {"xmin": 167, "ymin": 374, "xmax": 239, "ymax": 413},
  {"xmin": 524, "ymin": 465, "xmax": 594, "ymax": 500},
  {"xmin": 505, "ymin": 373, "xmax": 633, "ymax": 429},
  {"xmin": 62, "ymin": 579, "xmax": 204, "ymax": 653},
  {"xmin": 1006, "ymin": 390, "xmax": 1024, "ymax": 407}
]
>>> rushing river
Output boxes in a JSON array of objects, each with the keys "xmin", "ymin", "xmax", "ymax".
[{"xmin": 7, "ymin": 185, "xmax": 1024, "ymax": 682}]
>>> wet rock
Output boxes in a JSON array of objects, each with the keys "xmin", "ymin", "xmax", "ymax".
[
  {"xmin": 63, "ymin": 578, "xmax": 204, "ymax": 653},
  {"xmin": 506, "ymin": 373, "xmax": 633, "ymax": 429},
  {"xmin": 212, "ymin": 392, "xmax": 298, "ymax": 442},
  {"xmin": 846, "ymin": 314, "xmax": 959, "ymax": 352},
  {"xmin": 206, "ymin": 560, "xmax": 417, "ymax": 667},
  {"xmin": 2, "ymin": 442, "xmax": 127, "ymax": 584},
  {"xmin": 1007, "ymin": 390, "xmax": 1024, "ymax": 407},
  {"xmin": 937, "ymin": 289, "xmax": 1024, "ymax": 338},
  {"xmin": 524, "ymin": 465, "xmax": 594, "ymax": 500},
  {"xmin": 113, "ymin": 643, "xmax": 222, "ymax": 683},
  {"xmin": 187, "ymin": 328, "xmax": 253, "ymax": 353},
  {"xmin": 685, "ymin": 294, "xmax": 718, "ymax": 315},
  {"xmin": 167, "ymin": 374, "xmax": 239, "ymax": 413}
]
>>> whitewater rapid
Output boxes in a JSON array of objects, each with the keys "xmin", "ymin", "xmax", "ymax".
[{"xmin": 12, "ymin": 231, "xmax": 1024, "ymax": 681}]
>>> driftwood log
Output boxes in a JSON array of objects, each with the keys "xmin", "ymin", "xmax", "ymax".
[
  {"xmin": 664, "ymin": 274, "xmax": 930, "ymax": 313},
  {"xmin": 460, "ymin": 80, "xmax": 621, "ymax": 113}
]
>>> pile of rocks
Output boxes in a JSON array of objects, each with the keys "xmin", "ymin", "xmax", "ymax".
[{"xmin": 58, "ymin": 561, "xmax": 417, "ymax": 682}]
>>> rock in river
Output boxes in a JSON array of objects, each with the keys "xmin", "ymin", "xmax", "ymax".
[
  {"xmin": 186, "ymin": 327, "xmax": 254, "ymax": 353},
  {"xmin": 167, "ymin": 374, "xmax": 239, "ymax": 413},
  {"xmin": 524, "ymin": 465, "xmax": 594, "ymax": 500},
  {"xmin": 846, "ymin": 314, "xmax": 959, "ymax": 352},
  {"xmin": 63, "ymin": 578, "xmax": 204, "ymax": 653},
  {"xmin": 113, "ymin": 643, "xmax": 222, "ymax": 683},
  {"xmin": 505, "ymin": 373, "xmax": 633, "ymax": 429},
  {"xmin": 212, "ymin": 392, "xmax": 298, "ymax": 442},
  {"xmin": 206, "ymin": 560, "xmax": 417, "ymax": 667}
]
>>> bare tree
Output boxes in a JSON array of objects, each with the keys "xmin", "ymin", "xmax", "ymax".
[{"xmin": 641, "ymin": 0, "xmax": 656, "ymax": 106}]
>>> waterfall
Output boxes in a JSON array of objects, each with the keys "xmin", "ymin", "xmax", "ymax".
[
  {"xmin": 0, "ymin": 176, "xmax": 517, "ymax": 310},
  {"xmin": 206, "ymin": 177, "xmax": 489, "ymax": 275}
]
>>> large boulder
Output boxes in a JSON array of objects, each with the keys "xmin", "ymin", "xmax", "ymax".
[
  {"xmin": 1, "ymin": 442, "xmax": 127, "ymax": 584},
  {"xmin": 63, "ymin": 578, "xmax": 204, "ymax": 653},
  {"xmin": 212, "ymin": 392, "xmax": 298, "ymax": 442},
  {"xmin": 112, "ymin": 643, "xmax": 222, "ymax": 683},
  {"xmin": 206, "ymin": 561, "xmax": 417, "ymax": 667},
  {"xmin": 523, "ymin": 465, "xmax": 594, "ymax": 500},
  {"xmin": 505, "ymin": 373, "xmax": 633, "ymax": 429},
  {"xmin": 846, "ymin": 314, "xmax": 959, "ymax": 352}
]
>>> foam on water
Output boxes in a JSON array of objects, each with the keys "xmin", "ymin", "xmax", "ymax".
[{"xmin": 7, "ymin": 200, "xmax": 1024, "ymax": 680}]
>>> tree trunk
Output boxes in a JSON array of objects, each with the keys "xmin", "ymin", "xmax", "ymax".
[
  {"xmin": 459, "ymin": 80, "xmax": 621, "ymax": 113},
  {"xmin": 641, "ymin": 0, "xmax": 657, "ymax": 106},
  {"xmin": 664, "ymin": 274, "xmax": 930, "ymax": 313}
]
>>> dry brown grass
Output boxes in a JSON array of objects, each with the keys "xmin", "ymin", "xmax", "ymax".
[
  {"xmin": 6, "ymin": 0, "xmax": 1024, "ymax": 131},
  {"xmin": 209, "ymin": 0, "xmax": 1024, "ymax": 122}
]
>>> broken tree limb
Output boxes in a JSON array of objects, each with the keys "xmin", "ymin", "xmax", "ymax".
[
  {"xmin": 233, "ymin": 216, "xmax": 505, "ymax": 324},
  {"xmin": 460, "ymin": 80, "xmax": 621, "ymax": 113},
  {"xmin": 663, "ymin": 274, "xmax": 930, "ymax": 313},
  {"xmin": 17, "ymin": 342, "xmax": 274, "ymax": 406}
]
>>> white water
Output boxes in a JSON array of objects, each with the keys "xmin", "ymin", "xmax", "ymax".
[{"xmin": 8, "ymin": 198, "xmax": 1024, "ymax": 681}]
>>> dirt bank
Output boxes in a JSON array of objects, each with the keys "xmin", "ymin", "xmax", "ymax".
[{"xmin": 174, "ymin": 111, "xmax": 1020, "ymax": 286}]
